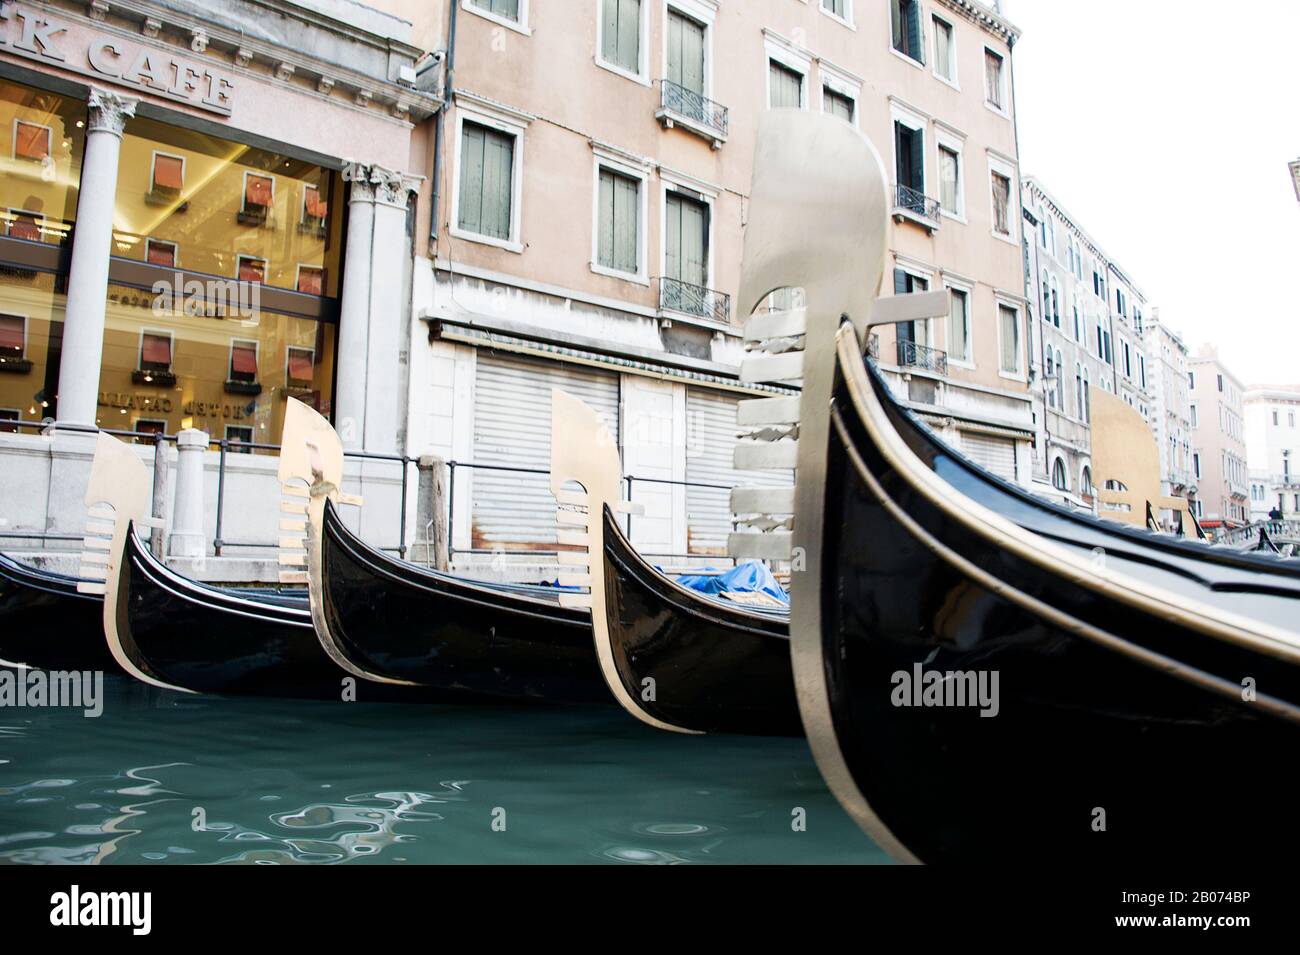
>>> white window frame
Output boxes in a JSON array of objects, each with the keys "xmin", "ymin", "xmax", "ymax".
[
  {"xmin": 137, "ymin": 327, "xmax": 175, "ymax": 373},
  {"xmin": 285, "ymin": 344, "xmax": 317, "ymax": 387},
  {"xmin": 889, "ymin": 98, "xmax": 929, "ymax": 215},
  {"xmin": 995, "ymin": 295, "xmax": 1025, "ymax": 382},
  {"xmin": 595, "ymin": 0, "xmax": 651, "ymax": 85},
  {"xmin": 227, "ymin": 337, "xmax": 260, "ymax": 382},
  {"xmin": 662, "ymin": 1, "xmax": 718, "ymax": 96},
  {"xmin": 983, "ymin": 45, "xmax": 1008, "ymax": 116},
  {"xmin": 0, "ymin": 312, "xmax": 28, "ymax": 360},
  {"xmin": 590, "ymin": 143, "xmax": 651, "ymax": 286},
  {"xmin": 934, "ymin": 124, "xmax": 966, "ymax": 222},
  {"xmin": 942, "ymin": 275, "xmax": 974, "ymax": 369},
  {"xmin": 462, "ymin": 0, "xmax": 531, "ymax": 37},
  {"xmin": 236, "ymin": 253, "xmax": 268, "ymax": 282},
  {"xmin": 658, "ymin": 168, "xmax": 719, "ymax": 325},
  {"xmin": 294, "ymin": 263, "xmax": 326, "ymax": 294},
  {"xmin": 240, "ymin": 170, "xmax": 275, "ymax": 214},
  {"xmin": 986, "ymin": 150, "xmax": 1018, "ymax": 245},
  {"xmin": 885, "ymin": 0, "xmax": 926, "ymax": 71},
  {"xmin": 819, "ymin": 60, "xmax": 862, "ymax": 127},
  {"xmin": 145, "ymin": 237, "xmax": 178, "ymax": 268},
  {"xmin": 892, "ymin": 257, "xmax": 935, "ymax": 350},
  {"xmin": 11, "ymin": 118, "xmax": 52, "ymax": 162},
  {"xmin": 763, "ymin": 31, "xmax": 811, "ymax": 111},
  {"xmin": 300, "ymin": 183, "xmax": 326, "ymax": 226},
  {"xmin": 819, "ymin": 0, "xmax": 855, "ymax": 31},
  {"xmin": 450, "ymin": 96, "xmax": 533, "ymax": 254},
  {"xmin": 930, "ymin": 12, "xmax": 959, "ymax": 89},
  {"xmin": 149, "ymin": 149, "xmax": 186, "ymax": 196}
]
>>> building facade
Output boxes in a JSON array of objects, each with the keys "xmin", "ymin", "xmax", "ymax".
[
  {"xmin": 1141, "ymin": 309, "xmax": 1192, "ymax": 518},
  {"xmin": 1187, "ymin": 344, "xmax": 1248, "ymax": 530},
  {"xmin": 1245, "ymin": 384, "xmax": 1300, "ymax": 520},
  {"xmin": 0, "ymin": 0, "xmax": 434, "ymax": 573}
]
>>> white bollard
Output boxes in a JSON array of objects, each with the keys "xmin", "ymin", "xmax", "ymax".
[{"xmin": 167, "ymin": 428, "xmax": 209, "ymax": 558}]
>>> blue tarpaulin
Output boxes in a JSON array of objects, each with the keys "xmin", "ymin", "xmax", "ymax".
[{"xmin": 675, "ymin": 561, "xmax": 790, "ymax": 605}]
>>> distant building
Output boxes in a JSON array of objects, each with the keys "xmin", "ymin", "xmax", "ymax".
[
  {"xmin": 1187, "ymin": 345, "xmax": 1249, "ymax": 530},
  {"xmin": 1245, "ymin": 384, "xmax": 1300, "ymax": 520},
  {"xmin": 1141, "ymin": 310, "xmax": 1193, "ymax": 517}
]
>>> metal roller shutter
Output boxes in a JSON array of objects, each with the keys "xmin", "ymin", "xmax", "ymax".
[
  {"xmin": 472, "ymin": 353, "xmax": 620, "ymax": 551},
  {"xmin": 960, "ymin": 431, "xmax": 1017, "ymax": 482},
  {"xmin": 685, "ymin": 387, "xmax": 793, "ymax": 556}
]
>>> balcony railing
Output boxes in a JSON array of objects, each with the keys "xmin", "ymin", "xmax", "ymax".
[
  {"xmin": 892, "ymin": 184, "xmax": 940, "ymax": 226},
  {"xmin": 657, "ymin": 79, "xmax": 729, "ymax": 144},
  {"xmin": 659, "ymin": 276, "xmax": 731, "ymax": 325},
  {"xmin": 897, "ymin": 340, "xmax": 947, "ymax": 375}
]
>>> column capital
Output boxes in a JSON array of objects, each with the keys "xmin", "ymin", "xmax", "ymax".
[
  {"xmin": 341, "ymin": 160, "xmax": 422, "ymax": 208},
  {"xmin": 87, "ymin": 87, "xmax": 139, "ymax": 136}
]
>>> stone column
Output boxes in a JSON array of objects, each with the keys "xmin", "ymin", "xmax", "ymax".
[
  {"xmin": 168, "ymin": 428, "xmax": 208, "ymax": 558},
  {"xmin": 56, "ymin": 88, "xmax": 137, "ymax": 427},
  {"xmin": 335, "ymin": 162, "xmax": 420, "ymax": 453}
]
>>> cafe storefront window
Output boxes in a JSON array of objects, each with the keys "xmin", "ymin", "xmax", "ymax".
[
  {"xmin": 94, "ymin": 114, "xmax": 342, "ymax": 448},
  {"xmin": 98, "ymin": 283, "xmax": 336, "ymax": 446},
  {"xmin": 0, "ymin": 78, "xmax": 84, "ymax": 432}
]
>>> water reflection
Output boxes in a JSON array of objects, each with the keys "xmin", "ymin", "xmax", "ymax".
[{"xmin": 0, "ymin": 676, "xmax": 888, "ymax": 864}]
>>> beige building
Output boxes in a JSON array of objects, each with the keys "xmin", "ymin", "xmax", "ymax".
[
  {"xmin": 387, "ymin": 0, "xmax": 1028, "ymax": 572},
  {"xmin": 1188, "ymin": 345, "xmax": 1248, "ymax": 531}
]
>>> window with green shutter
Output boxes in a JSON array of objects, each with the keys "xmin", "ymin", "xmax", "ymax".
[
  {"xmin": 768, "ymin": 60, "xmax": 803, "ymax": 109},
  {"xmin": 999, "ymin": 304, "xmax": 1020, "ymax": 374},
  {"xmin": 471, "ymin": 0, "xmax": 520, "ymax": 23},
  {"xmin": 666, "ymin": 9, "xmax": 706, "ymax": 95},
  {"xmin": 458, "ymin": 121, "xmax": 515, "ymax": 241},
  {"xmin": 823, "ymin": 87, "xmax": 853, "ymax": 122},
  {"xmin": 891, "ymin": 0, "xmax": 924, "ymax": 63},
  {"xmin": 597, "ymin": 167, "xmax": 639, "ymax": 275},
  {"xmin": 601, "ymin": 0, "xmax": 641, "ymax": 74},
  {"xmin": 664, "ymin": 191, "xmax": 708, "ymax": 288},
  {"xmin": 894, "ymin": 121, "xmax": 924, "ymax": 193}
]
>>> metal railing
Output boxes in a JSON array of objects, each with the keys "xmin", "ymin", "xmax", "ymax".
[
  {"xmin": 0, "ymin": 420, "xmax": 413, "ymax": 558},
  {"xmin": 658, "ymin": 78, "xmax": 729, "ymax": 138},
  {"xmin": 659, "ymin": 276, "xmax": 731, "ymax": 324},
  {"xmin": 892, "ymin": 183, "xmax": 941, "ymax": 223},
  {"xmin": 896, "ymin": 340, "xmax": 948, "ymax": 375}
]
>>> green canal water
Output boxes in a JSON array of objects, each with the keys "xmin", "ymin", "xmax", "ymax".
[{"xmin": 0, "ymin": 676, "xmax": 888, "ymax": 864}]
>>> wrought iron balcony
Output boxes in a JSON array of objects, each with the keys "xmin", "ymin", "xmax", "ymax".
[
  {"xmin": 659, "ymin": 276, "xmax": 731, "ymax": 325},
  {"xmin": 656, "ymin": 79, "xmax": 729, "ymax": 146},
  {"xmin": 896, "ymin": 340, "xmax": 947, "ymax": 375},
  {"xmin": 891, "ymin": 184, "xmax": 940, "ymax": 229}
]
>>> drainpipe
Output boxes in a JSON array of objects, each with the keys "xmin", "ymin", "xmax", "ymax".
[{"xmin": 429, "ymin": 0, "xmax": 459, "ymax": 247}]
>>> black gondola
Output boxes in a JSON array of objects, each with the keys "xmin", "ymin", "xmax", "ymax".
[
  {"xmin": 736, "ymin": 111, "xmax": 1300, "ymax": 863},
  {"xmin": 0, "ymin": 551, "xmax": 115, "ymax": 671},
  {"xmin": 597, "ymin": 505, "xmax": 799, "ymax": 736}
]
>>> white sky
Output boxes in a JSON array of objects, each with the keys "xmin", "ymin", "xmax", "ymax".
[{"xmin": 1007, "ymin": 0, "xmax": 1300, "ymax": 386}]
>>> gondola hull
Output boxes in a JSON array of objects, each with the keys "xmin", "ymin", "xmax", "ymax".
[
  {"xmin": 601, "ymin": 507, "xmax": 800, "ymax": 736},
  {"xmin": 0, "ymin": 552, "xmax": 115, "ymax": 672},
  {"xmin": 315, "ymin": 499, "xmax": 606, "ymax": 703},
  {"xmin": 802, "ymin": 326, "xmax": 1300, "ymax": 862}
]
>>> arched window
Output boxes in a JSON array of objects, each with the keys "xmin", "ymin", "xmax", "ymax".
[
  {"xmin": 1041, "ymin": 270, "xmax": 1050, "ymax": 320},
  {"xmin": 1045, "ymin": 350, "xmax": 1056, "ymax": 407},
  {"xmin": 1054, "ymin": 348, "xmax": 1065, "ymax": 409},
  {"xmin": 1072, "ymin": 295, "xmax": 1082, "ymax": 342},
  {"xmin": 1051, "ymin": 278, "xmax": 1060, "ymax": 326},
  {"xmin": 1082, "ymin": 368, "xmax": 1091, "ymax": 422},
  {"xmin": 1081, "ymin": 465, "xmax": 1093, "ymax": 500},
  {"xmin": 1052, "ymin": 457, "xmax": 1068, "ymax": 491}
]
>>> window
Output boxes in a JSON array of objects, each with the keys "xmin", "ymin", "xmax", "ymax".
[
  {"xmin": 286, "ymin": 346, "xmax": 316, "ymax": 389},
  {"xmin": 1072, "ymin": 295, "xmax": 1082, "ymax": 342},
  {"xmin": 891, "ymin": 0, "xmax": 924, "ymax": 64},
  {"xmin": 457, "ymin": 120, "xmax": 516, "ymax": 242},
  {"xmin": 1103, "ymin": 329, "xmax": 1112, "ymax": 365},
  {"xmin": 947, "ymin": 287, "xmax": 969, "ymax": 363},
  {"xmin": 667, "ymin": 9, "xmax": 707, "ymax": 97},
  {"xmin": 932, "ymin": 16, "xmax": 956, "ymax": 83},
  {"xmin": 0, "ymin": 313, "xmax": 25, "ymax": 362},
  {"xmin": 1139, "ymin": 354, "xmax": 1146, "ymax": 389},
  {"xmin": 139, "ymin": 330, "xmax": 173, "ymax": 374},
  {"xmin": 228, "ymin": 339, "xmax": 258, "ymax": 384},
  {"xmin": 237, "ymin": 255, "xmax": 267, "ymax": 283},
  {"xmin": 1274, "ymin": 409, "xmax": 1280, "ymax": 426},
  {"xmin": 599, "ymin": 0, "xmax": 642, "ymax": 76},
  {"xmin": 146, "ymin": 238, "xmax": 177, "ymax": 267},
  {"xmin": 1054, "ymin": 348, "xmax": 1064, "ymax": 408},
  {"xmin": 1040, "ymin": 270, "xmax": 1050, "ymax": 321},
  {"xmin": 1078, "ymin": 366, "xmax": 1091, "ymax": 423},
  {"xmin": 769, "ymin": 60, "xmax": 803, "ymax": 109},
  {"xmin": 468, "ymin": 0, "xmax": 524, "ymax": 28},
  {"xmin": 6, "ymin": 209, "xmax": 41, "ymax": 242},
  {"xmin": 1216, "ymin": 373, "xmax": 1223, "ymax": 392},
  {"xmin": 893, "ymin": 268, "xmax": 931, "ymax": 349},
  {"xmin": 822, "ymin": 0, "xmax": 851, "ymax": 24},
  {"xmin": 1121, "ymin": 339, "xmax": 1132, "ymax": 378},
  {"xmin": 938, "ymin": 144, "xmax": 961, "ymax": 215},
  {"xmin": 148, "ymin": 152, "xmax": 185, "ymax": 204},
  {"xmin": 1193, "ymin": 452, "xmax": 1201, "ymax": 480},
  {"xmin": 296, "ymin": 265, "xmax": 324, "ymax": 295},
  {"xmin": 1188, "ymin": 370, "xmax": 1196, "ymax": 389},
  {"xmin": 1291, "ymin": 411, "xmax": 1297, "ymax": 428},
  {"xmin": 1082, "ymin": 466, "xmax": 1093, "ymax": 499},
  {"xmin": 1045, "ymin": 350, "xmax": 1056, "ymax": 408},
  {"xmin": 663, "ymin": 189, "xmax": 710, "ymax": 303},
  {"xmin": 1051, "ymin": 277, "xmax": 1060, "ymax": 327},
  {"xmin": 823, "ymin": 87, "xmax": 854, "ymax": 123},
  {"xmin": 595, "ymin": 166, "xmax": 641, "ymax": 276},
  {"xmin": 984, "ymin": 49, "xmax": 1005, "ymax": 110},
  {"xmin": 990, "ymin": 170, "xmax": 1011, "ymax": 237},
  {"xmin": 1052, "ymin": 458, "xmax": 1068, "ymax": 492},
  {"xmin": 894, "ymin": 120, "xmax": 925, "ymax": 197},
  {"xmin": 12, "ymin": 119, "xmax": 50, "ymax": 163},
  {"xmin": 998, "ymin": 303, "xmax": 1020, "ymax": 375},
  {"xmin": 301, "ymin": 185, "xmax": 328, "ymax": 236},
  {"xmin": 133, "ymin": 418, "xmax": 167, "ymax": 438},
  {"xmin": 1190, "ymin": 403, "xmax": 1198, "ymax": 428},
  {"xmin": 225, "ymin": 424, "xmax": 254, "ymax": 453},
  {"xmin": 239, "ymin": 172, "xmax": 274, "ymax": 225}
]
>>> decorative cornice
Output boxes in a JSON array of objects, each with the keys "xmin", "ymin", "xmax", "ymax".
[
  {"xmin": 935, "ymin": 0, "xmax": 1021, "ymax": 45},
  {"xmin": 342, "ymin": 161, "xmax": 422, "ymax": 208},
  {"xmin": 86, "ymin": 86, "xmax": 138, "ymax": 135}
]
